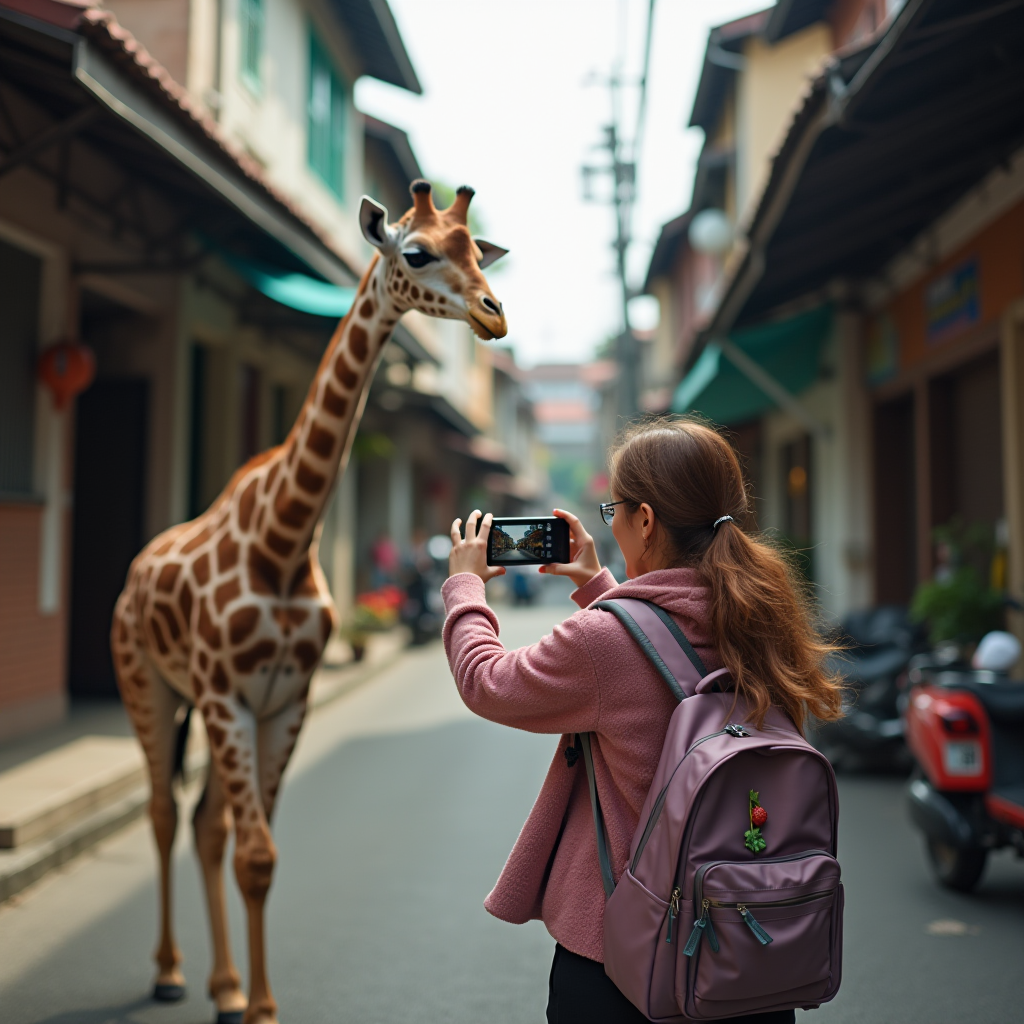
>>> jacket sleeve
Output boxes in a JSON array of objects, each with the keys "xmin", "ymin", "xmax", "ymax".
[{"xmin": 441, "ymin": 573, "xmax": 606, "ymax": 734}]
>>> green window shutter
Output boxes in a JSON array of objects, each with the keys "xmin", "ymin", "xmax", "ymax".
[
  {"xmin": 307, "ymin": 32, "xmax": 346, "ymax": 197},
  {"xmin": 240, "ymin": 0, "xmax": 263, "ymax": 92}
]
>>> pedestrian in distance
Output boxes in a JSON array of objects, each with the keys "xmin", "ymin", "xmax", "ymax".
[{"xmin": 443, "ymin": 418, "xmax": 845, "ymax": 1024}]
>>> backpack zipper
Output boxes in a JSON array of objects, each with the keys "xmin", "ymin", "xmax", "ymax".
[
  {"xmin": 683, "ymin": 888, "xmax": 833, "ymax": 955},
  {"xmin": 694, "ymin": 849, "xmax": 836, "ymax": 909},
  {"xmin": 666, "ymin": 887, "xmax": 681, "ymax": 944},
  {"xmin": 631, "ymin": 725, "xmax": 751, "ymax": 874}
]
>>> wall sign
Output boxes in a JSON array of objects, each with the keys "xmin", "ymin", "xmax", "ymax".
[{"xmin": 925, "ymin": 258, "xmax": 979, "ymax": 343}]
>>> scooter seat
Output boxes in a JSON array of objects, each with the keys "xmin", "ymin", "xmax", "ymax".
[{"xmin": 946, "ymin": 680, "xmax": 1024, "ymax": 726}]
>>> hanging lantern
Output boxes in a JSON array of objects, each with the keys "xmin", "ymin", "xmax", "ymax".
[{"xmin": 37, "ymin": 341, "xmax": 96, "ymax": 410}]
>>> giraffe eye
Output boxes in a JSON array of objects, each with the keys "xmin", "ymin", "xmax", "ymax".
[{"xmin": 403, "ymin": 249, "xmax": 438, "ymax": 269}]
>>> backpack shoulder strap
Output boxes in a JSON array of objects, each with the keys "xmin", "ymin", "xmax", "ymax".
[
  {"xmin": 594, "ymin": 598, "xmax": 708, "ymax": 701},
  {"xmin": 578, "ymin": 599, "xmax": 710, "ymax": 899}
]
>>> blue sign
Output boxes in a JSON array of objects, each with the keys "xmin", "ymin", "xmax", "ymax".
[{"xmin": 926, "ymin": 259, "xmax": 979, "ymax": 343}]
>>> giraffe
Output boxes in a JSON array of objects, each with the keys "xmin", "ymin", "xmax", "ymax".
[{"xmin": 111, "ymin": 180, "xmax": 507, "ymax": 1024}]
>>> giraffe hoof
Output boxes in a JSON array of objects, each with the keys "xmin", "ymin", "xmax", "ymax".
[
  {"xmin": 216, "ymin": 1012, "xmax": 245, "ymax": 1024},
  {"xmin": 153, "ymin": 982, "xmax": 186, "ymax": 1002}
]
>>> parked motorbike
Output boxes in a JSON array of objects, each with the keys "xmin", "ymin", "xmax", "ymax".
[
  {"xmin": 903, "ymin": 631, "xmax": 1024, "ymax": 890},
  {"xmin": 811, "ymin": 606, "xmax": 926, "ymax": 770}
]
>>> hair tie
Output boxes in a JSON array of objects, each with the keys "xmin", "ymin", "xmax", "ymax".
[{"xmin": 713, "ymin": 515, "xmax": 734, "ymax": 531}]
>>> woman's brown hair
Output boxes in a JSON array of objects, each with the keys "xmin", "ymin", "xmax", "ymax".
[{"xmin": 608, "ymin": 417, "xmax": 844, "ymax": 732}]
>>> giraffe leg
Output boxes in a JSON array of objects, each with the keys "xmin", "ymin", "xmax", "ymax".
[
  {"xmin": 113, "ymin": 629, "xmax": 187, "ymax": 1000},
  {"xmin": 200, "ymin": 695, "xmax": 279, "ymax": 1024},
  {"xmin": 256, "ymin": 696, "xmax": 309, "ymax": 823},
  {"xmin": 193, "ymin": 762, "xmax": 247, "ymax": 1024}
]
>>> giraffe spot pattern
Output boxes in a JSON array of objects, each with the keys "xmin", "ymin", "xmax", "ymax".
[
  {"xmin": 209, "ymin": 700, "xmax": 232, "ymax": 721},
  {"xmin": 294, "ymin": 641, "xmax": 320, "ymax": 672},
  {"xmin": 179, "ymin": 582, "xmax": 193, "ymax": 625},
  {"xmin": 234, "ymin": 640, "xmax": 277, "ymax": 673},
  {"xmin": 228, "ymin": 780, "xmax": 246, "ymax": 795},
  {"xmin": 194, "ymin": 553, "xmax": 211, "ymax": 587},
  {"xmin": 273, "ymin": 486, "xmax": 313, "ymax": 529},
  {"xmin": 238, "ymin": 479, "xmax": 258, "ymax": 532},
  {"xmin": 156, "ymin": 563, "xmax": 180, "ymax": 593},
  {"xmin": 295, "ymin": 460, "xmax": 326, "ymax": 494},
  {"xmin": 228, "ymin": 605, "xmax": 260, "ymax": 645},
  {"xmin": 152, "ymin": 537, "xmax": 175, "ymax": 557},
  {"xmin": 222, "ymin": 747, "xmax": 239, "ymax": 770},
  {"xmin": 217, "ymin": 534, "xmax": 240, "ymax": 573},
  {"xmin": 207, "ymin": 722, "xmax": 227, "ymax": 748},
  {"xmin": 423, "ymin": 290, "xmax": 434, "ymax": 302},
  {"xmin": 349, "ymin": 324, "xmax": 369, "ymax": 362},
  {"xmin": 182, "ymin": 526, "xmax": 212, "ymax": 555},
  {"xmin": 198, "ymin": 649, "xmax": 209, "ymax": 671},
  {"xmin": 266, "ymin": 529, "xmax": 296, "ymax": 557},
  {"xmin": 248, "ymin": 545, "xmax": 282, "ymax": 594},
  {"xmin": 334, "ymin": 352, "xmax": 358, "ymax": 389},
  {"xmin": 154, "ymin": 602, "xmax": 181, "ymax": 642},
  {"xmin": 211, "ymin": 660, "xmax": 230, "ymax": 693},
  {"xmin": 266, "ymin": 461, "xmax": 280, "ymax": 491},
  {"xmin": 359, "ymin": 298, "xmax": 375, "ymax": 319},
  {"xmin": 438, "ymin": 295, "xmax": 446, "ymax": 304},
  {"xmin": 289, "ymin": 560, "xmax": 318, "ymax": 597},
  {"xmin": 306, "ymin": 423, "xmax": 335, "ymax": 459},
  {"xmin": 191, "ymin": 673, "xmax": 205, "ymax": 698},
  {"xmin": 322, "ymin": 385, "xmax": 348, "ymax": 417},
  {"xmin": 150, "ymin": 616, "xmax": 169, "ymax": 655},
  {"xmin": 198, "ymin": 598, "xmax": 222, "ymax": 649},
  {"xmin": 214, "ymin": 577, "xmax": 241, "ymax": 613}
]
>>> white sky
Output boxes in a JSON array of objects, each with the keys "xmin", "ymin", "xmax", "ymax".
[{"xmin": 355, "ymin": 0, "xmax": 763, "ymax": 366}]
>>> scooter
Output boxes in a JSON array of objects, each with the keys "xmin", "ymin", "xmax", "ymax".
[
  {"xmin": 811, "ymin": 606, "xmax": 926, "ymax": 770},
  {"xmin": 903, "ymin": 631, "xmax": 1024, "ymax": 890}
]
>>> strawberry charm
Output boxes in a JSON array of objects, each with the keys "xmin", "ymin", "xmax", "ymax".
[{"xmin": 745, "ymin": 790, "xmax": 767, "ymax": 853}]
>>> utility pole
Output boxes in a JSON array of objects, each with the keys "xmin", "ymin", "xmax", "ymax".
[{"xmin": 581, "ymin": 0, "xmax": 656, "ymax": 423}]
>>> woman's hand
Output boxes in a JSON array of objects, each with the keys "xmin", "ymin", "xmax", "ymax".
[
  {"xmin": 539, "ymin": 508, "xmax": 603, "ymax": 589},
  {"xmin": 449, "ymin": 510, "xmax": 506, "ymax": 583}
]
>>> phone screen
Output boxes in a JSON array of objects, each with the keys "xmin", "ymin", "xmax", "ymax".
[{"xmin": 486, "ymin": 517, "xmax": 571, "ymax": 566}]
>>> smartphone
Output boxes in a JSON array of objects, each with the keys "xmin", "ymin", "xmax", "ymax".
[{"xmin": 486, "ymin": 516, "xmax": 571, "ymax": 566}]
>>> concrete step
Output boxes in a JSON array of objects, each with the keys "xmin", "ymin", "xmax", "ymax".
[{"xmin": 0, "ymin": 736, "xmax": 146, "ymax": 849}]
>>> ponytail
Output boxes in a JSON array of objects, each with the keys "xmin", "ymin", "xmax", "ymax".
[{"xmin": 609, "ymin": 418, "xmax": 844, "ymax": 733}]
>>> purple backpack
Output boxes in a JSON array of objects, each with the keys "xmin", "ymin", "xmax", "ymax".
[{"xmin": 580, "ymin": 599, "xmax": 843, "ymax": 1021}]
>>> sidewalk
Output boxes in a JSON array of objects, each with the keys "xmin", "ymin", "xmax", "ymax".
[{"xmin": 0, "ymin": 628, "xmax": 409, "ymax": 904}]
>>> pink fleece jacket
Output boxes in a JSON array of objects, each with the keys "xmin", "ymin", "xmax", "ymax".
[{"xmin": 441, "ymin": 566, "xmax": 721, "ymax": 963}]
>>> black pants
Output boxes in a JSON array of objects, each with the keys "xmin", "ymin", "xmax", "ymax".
[{"xmin": 546, "ymin": 944, "xmax": 797, "ymax": 1024}]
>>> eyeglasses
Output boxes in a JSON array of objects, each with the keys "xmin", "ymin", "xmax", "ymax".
[{"xmin": 598, "ymin": 500, "xmax": 629, "ymax": 526}]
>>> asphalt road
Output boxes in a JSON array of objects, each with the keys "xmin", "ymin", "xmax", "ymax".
[{"xmin": 0, "ymin": 600, "xmax": 1021, "ymax": 1024}]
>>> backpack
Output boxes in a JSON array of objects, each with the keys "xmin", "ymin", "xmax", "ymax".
[{"xmin": 578, "ymin": 598, "xmax": 843, "ymax": 1022}]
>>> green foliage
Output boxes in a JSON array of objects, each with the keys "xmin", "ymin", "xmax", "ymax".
[
  {"xmin": 911, "ymin": 565, "xmax": 1004, "ymax": 644},
  {"xmin": 353, "ymin": 432, "xmax": 395, "ymax": 460},
  {"xmin": 910, "ymin": 518, "xmax": 1004, "ymax": 644},
  {"xmin": 744, "ymin": 828, "xmax": 767, "ymax": 854}
]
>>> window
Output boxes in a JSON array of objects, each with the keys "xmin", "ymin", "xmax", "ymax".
[
  {"xmin": 307, "ymin": 32, "xmax": 346, "ymax": 196},
  {"xmin": 240, "ymin": 0, "xmax": 263, "ymax": 93},
  {"xmin": 0, "ymin": 237, "xmax": 41, "ymax": 496}
]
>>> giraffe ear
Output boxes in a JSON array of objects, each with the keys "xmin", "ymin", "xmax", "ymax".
[
  {"xmin": 474, "ymin": 238, "xmax": 508, "ymax": 270},
  {"xmin": 360, "ymin": 196, "xmax": 395, "ymax": 252}
]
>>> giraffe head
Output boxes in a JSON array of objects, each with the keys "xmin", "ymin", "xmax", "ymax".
[{"xmin": 359, "ymin": 180, "xmax": 508, "ymax": 340}]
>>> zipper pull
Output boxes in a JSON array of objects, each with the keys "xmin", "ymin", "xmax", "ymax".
[
  {"xmin": 666, "ymin": 887, "xmax": 681, "ymax": 943},
  {"xmin": 683, "ymin": 899, "xmax": 711, "ymax": 957},
  {"xmin": 738, "ymin": 904, "xmax": 773, "ymax": 945}
]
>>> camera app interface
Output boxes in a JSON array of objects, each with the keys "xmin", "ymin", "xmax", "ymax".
[{"xmin": 490, "ymin": 520, "xmax": 559, "ymax": 563}]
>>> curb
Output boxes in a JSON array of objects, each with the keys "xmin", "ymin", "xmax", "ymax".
[{"xmin": 0, "ymin": 628, "xmax": 412, "ymax": 905}]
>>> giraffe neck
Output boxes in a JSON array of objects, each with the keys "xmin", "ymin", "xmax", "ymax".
[{"xmin": 254, "ymin": 255, "xmax": 401, "ymax": 580}]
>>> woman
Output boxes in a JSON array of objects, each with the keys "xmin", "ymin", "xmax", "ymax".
[{"xmin": 442, "ymin": 420, "xmax": 843, "ymax": 1024}]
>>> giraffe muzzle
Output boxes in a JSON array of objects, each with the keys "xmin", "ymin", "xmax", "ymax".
[{"xmin": 469, "ymin": 294, "xmax": 507, "ymax": 340}]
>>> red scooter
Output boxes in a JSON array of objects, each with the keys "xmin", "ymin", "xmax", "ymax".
[{"xmin": 903, "ymin": 632, "xmax": 1024, "ymax": 890}]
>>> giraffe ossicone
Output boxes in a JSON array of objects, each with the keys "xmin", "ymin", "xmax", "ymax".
[{"xmin": 111, "ymin": 179, "xmax": 507, "ymax": 1024}]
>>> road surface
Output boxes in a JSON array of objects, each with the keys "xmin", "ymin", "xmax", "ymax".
[{"xmin": 0, "ymin": 601, "xmax": 1020, "ymax": 1023}]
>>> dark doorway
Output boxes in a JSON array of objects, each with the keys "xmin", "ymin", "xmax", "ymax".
[
  {"xmin": 874, "ymin": 394, "xmax": 916, "ymax": 604},
  {"xmin": 68, "ymin": 379, "xmax": 149, "ymax": 698}
]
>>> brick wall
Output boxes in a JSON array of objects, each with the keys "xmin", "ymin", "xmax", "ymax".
[{"xmin": 0, "ymin": 503, "xmax": 67, "ymax": 739}]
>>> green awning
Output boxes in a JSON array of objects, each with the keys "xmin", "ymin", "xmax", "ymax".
[
  {"xmin": 672, "ymin": 305, "xmax": 832, "ymax": 424},
  {"xmin": 222, "ymin": 250, "xmax": 356, "ymax": 317}
]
